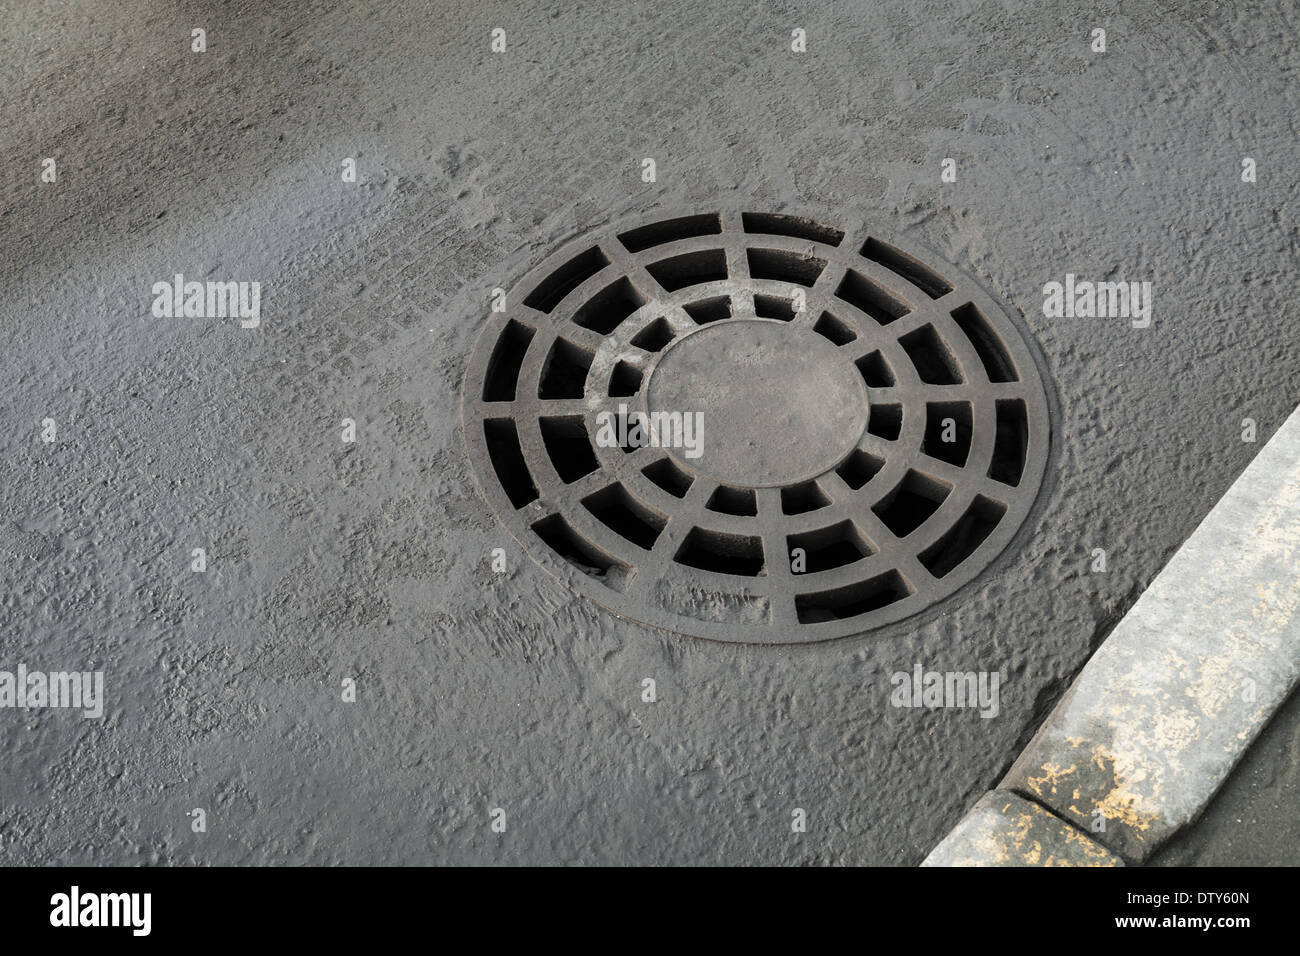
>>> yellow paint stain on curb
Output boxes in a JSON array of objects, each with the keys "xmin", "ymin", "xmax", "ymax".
[{"xmin": 924, "ymin": 792, "xmax": 1123, "ymax": 867}]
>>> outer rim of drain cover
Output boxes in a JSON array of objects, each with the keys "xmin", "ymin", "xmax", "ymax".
[{"xmin": 461, "ymin": 207, "xmax": 1053, "ymax": 644}]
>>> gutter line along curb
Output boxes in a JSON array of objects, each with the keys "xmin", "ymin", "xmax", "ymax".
[{"xmin": 923, "ymin": 404, "xmax": 1300, "ymax": 867}]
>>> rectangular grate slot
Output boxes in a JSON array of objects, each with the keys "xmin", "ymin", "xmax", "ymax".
[
  {"xmin": 787, "ymin": 520, "xmax": 873, "ymax": 573},
  {"xmin": 742, "ymin": 212, "xmax": 845, "ymax": 246},
  {"xmin": 781, "ymin": 480, "xmax": 831, "ymax": 514},
  {"xmin": 631, "ymin": 317, "xmax": 675, "ymax": 352},
  {"xmin": 609, "ymin": 360, "xmax": 643, "ymax": 397},
  {"xmin": 860, "ymin": 238, "xmax": 954, "ymax": 299},
  {"xmin": 582, "ymin": 484, "xmax": 666, "ymax": 550},
  {"xmin": 795, "ymin": 569, "xmax": 912, "ymax": 623},
  {"xmin": 482, "ymin": 318, "xmax": 535, "ymax": 402},
  {"xmin": 866, "ymin": 403, "xmax": 903, "ymax": 441},
  {"xmin": 538, "ymin": 338, "xmax": 594, "ymax": 399},
  {"xmin": 754, "ymin": 293, "xmax": 796, "ymax": 321},
  {"xmin": 706, "ymin": 485, "xmax": 757, "ymax": 516},
  {"xmin": 950, "ymin": 302, "xmax": 1018, "ymax": 382},
  {"xmin": 674, "ymin": 527, "xmax": 765, "ymax": 576},
  {"xmin": 813, "ymin": 311, "xmax": 857, "ymax": 345},
  {"xmin": 572, "ymin": 276, "xmax": 646, "ymax": 334},
  {"xmin": 642, "ymin": 456, "xmax": 694, "ymax": 498},
  {"xmin": 618, "ymin": 213, "xmax": 722, "ymax": 253},
  {"xmin": 483, "ymin": 418, "xmax": 539, "ymax": 508},
  {"xmin": 538, "ymin": 415, "xmax": 600, "ymax": 483},
  {"xmin": 855, "ymin": 351, "xmax": 896, "ymax": 387},
  {"xmin": 989, "ymin": 398, "xmax": 1029, "ymax": 486},
  {"xmin": 523, "ymin": 246, "xmax": 610, "ymax": 313},
  {"xmin": 922, "ymin": 401, "xmax": 973, "ymax": 466},
  {"xmin": 899, "ymin": 324, "xmax": 963, "ymax": 384},
  {"xmin": 746, "ymin": 248, "xmax": 826, "ymax": 287},
  {"xmin": 645, "ymin": 249, "xmax": 728, "ymax": 292},
  {"xmin": 835, "ymin": 269, "xmax": 911, "ymax": 324},
  {"xmin": 918, "ymin": 495, "xmax": 1006, "ymax": 578},
  {"xmin": 613, "ymin": 408, "xmax": 642, "ymax": 454},
  {"xmin": 531, "ymin": 513, "xmax": 631, "ymax": 590},
  {"xmin": 837, "ymin": 449, "xmax": 885, "ymax": 490},
  {"xmin": 873, "ymin": 470, "xmax": 950, "ymax": 538},
  {"xmin": 683, "ymin": 296, "xmax": 731, "ymax": 324}
]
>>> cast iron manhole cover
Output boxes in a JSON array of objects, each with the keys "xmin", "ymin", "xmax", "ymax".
[{"xmin": 462, "ymin": 209, "xmax": 1051, "ymax": 643}]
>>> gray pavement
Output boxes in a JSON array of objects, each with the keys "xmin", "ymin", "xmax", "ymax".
[
  {"xmin": 1, "ymin": 0, "xmax": 1297, "ymax": 865},
  {"xmin": 926, "ymin": 404, "xmax": 1300, "ymax": 866}
]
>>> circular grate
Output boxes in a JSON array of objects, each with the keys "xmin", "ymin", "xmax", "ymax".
[{"xmin": 462, "ymin": 209, "xmax": 1052, "ymax": 643}]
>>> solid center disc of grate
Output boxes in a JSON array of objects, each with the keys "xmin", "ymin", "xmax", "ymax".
[{"xmin": 645, "ymin": 317, "xmax": 869, "ymax": 487}]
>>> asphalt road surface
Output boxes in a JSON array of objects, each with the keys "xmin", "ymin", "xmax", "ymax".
[{"xmin": 1, "ymin": 0, "xmax": 1296, "ymax": 864}]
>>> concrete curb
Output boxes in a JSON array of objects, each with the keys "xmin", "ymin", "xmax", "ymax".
[
  {"xmin": 922, "ymin": 791, "xmax": 1123, "ymax": 866},
  {"xmin": 925, "ymin": 404, "xmax": 1300, "ymax": 866}
]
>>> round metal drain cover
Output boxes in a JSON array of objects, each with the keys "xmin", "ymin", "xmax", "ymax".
[{"xmin": 462, "ymin": 209, "xmax": 1051, "ymax": 643}]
